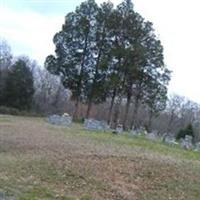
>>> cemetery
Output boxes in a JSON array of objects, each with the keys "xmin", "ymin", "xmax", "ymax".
[
  {"xmin": 1, "ymin": 0, "xmax": 200, "ymax": 199},
  {"xmin": 0, "ymin": 115, "xmax": 200, "ymax": 200},
  {"xmin": 47, "ymin": 114, "xmax": 200, "ymax": 153}
]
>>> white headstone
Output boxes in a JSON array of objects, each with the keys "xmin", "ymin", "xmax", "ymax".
[
  {"xmin": 163, "ymin": 135, "xmax": 178, "ymax": 145},
  {"xmin": 195, "ymin": 142, "xmax": 200, "ymax": 152},
  {"xmin": 146, "ymin": 132, "xmax": 157, "ymax": 140},
  {"xmin": 180, "ymin": 135, "xmax": 193, "ymax": 150},
  {"xmin": 129, "ymin": 129, "xmax": 138, "ymax": 136},
  {"xmin": 116, "ymin": 124, "xmax": 123, "ymax": 134},
  {"xmin": 84, "ymin": 119, "xmax": 109, "ymax": 131},
  {"xmin": 48, "ymin": 114, "xmax": 72, "ymax": 126}
]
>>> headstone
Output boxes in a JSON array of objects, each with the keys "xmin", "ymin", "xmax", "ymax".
[
  {"xmin": 115, "ymin": 124, "xmax": 123, "ymax": 134},
  {"xmin": 180, "ymin": 135, "xmax": 193, "ymax": 150},
  {"xmin": 195, "ymin": 142, "xmax": 200, "ymax": 152},
  {"xmin": 146, "ymin": 132, "xmax": 157, "ymax": 140},
  {"xmin": 140, "ymin": 127, "xmax": 148, "ymax": 135},
  {"xmin": 48, "ymin": 114, "xmax": 72, "ymax": 126},
  {"xmin": 0, "ymin": 192, "xmax": 5, "ymax": 200},
  {"xmin": 163, "ymin": 135, "xmax": 178, "ymax": 145},
  {"xmin": 63, "ymin": 113, "xmax": 70, "ymax": 117},
  {"xmin": 129, "ymin": 129, "xmax": 139, "ymax": 136},
  {"xmin": 129, "ymin": 127, "xmax": 143, "ymax": 136},
  {"xmin": 0, "ymin": 192, "xmax": 15, "ymax": 200},
  {"xmin": 84, "ymin": 119, "xmax": 109, "ymax": 131}
]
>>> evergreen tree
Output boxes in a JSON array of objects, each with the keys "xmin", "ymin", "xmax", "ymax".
[
  {"xmin": 45, "ymin": 0, "xmax": 99, "ymax": 118},
  {"xmin": 45, "ymin": 0, "xmax": 171, "ymax": 123},
  {"xmin": 176, "ymin": 123, "xmax": 194, "ymax": 140},
  {"xmin": 85, "ymin": 2, "xmax": 114, "ymax": 118},
  {"xmin": 106, "ymin": 0, "xmax": 135, "ymax": 127},
  {"xmin": 111, "ymin": 0, "xmax": 170, "ymax": 129},
  {"xmin": 5, "ymin": 59, "xmax": 34, "ymax": 110}
]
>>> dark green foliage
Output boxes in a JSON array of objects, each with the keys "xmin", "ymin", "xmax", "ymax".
[
  {"xmin": 0, "ymin": 106, "xmax": 43, "ymax": 117},
  {"xmin": 176, "ymin": 129, "xmax": 186, "ymax": 140},
  {"xmin": 185, "ymin": 123, "xmax": 194, "ymax": 138},
  {"xmin": 45, "ymin": 0, "xmax": 171, "ymax": 121},
  {"xmin": 0, "ymin": 106, "xmax": 20, "ymax": 115},
  {"xmin": 176, "ymin": 123, "xmax": 194, "ymax": 140},
  {"xmin": 45, "ymin": 0, "xmax": 101, "ymax": 118},
  {"xmin": 45, "ymin": 0, "xmax": 115, "ymax": 118},
  {"xmin": 5, "ymin": 59, "xmax": 34, "ymax": 110}
]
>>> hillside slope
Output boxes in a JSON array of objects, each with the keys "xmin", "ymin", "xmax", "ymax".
[{"xmin": 0, "ymin": 115, "xmax": 200, "ymax": 200}]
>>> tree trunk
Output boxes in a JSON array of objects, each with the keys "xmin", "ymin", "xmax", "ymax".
[
  {"xmin": 113, "ymin": 96, "xmax": 122, "ymax": 129},
  {"xmin": 73, "ymin": 98, "xmax": 80, "ymax": 120},
  {"xmin": 51, "ymin": 85, "xmax": 62, "ymax": 112},
  {"xmin": 166, "ymin": 111, "xmax": 175, "ymax": 133},
  {"xmin": 130, "ymin": 97, "xmax": 139, "ymax": 129},
  {"xmin": 107, "ymin": 89, "xmax": 116, "ymax": 125},
  {"xmin": 85, "ymin": 39, "xmax": 103, "ymax": 119},
  {"xmin": 123, "ymin": 93, "xmax": 131, "ymax": 130},
  {"xmin": 74, "ymin": 27, "xmax": 90, "ymax": 120},
  {"xmin": 86, "ymin": 99, "xmax": 92, "ymax": 119},
  {"xmin": 147, "ymin": 110, "xmax": 153, "ymax": 132}
]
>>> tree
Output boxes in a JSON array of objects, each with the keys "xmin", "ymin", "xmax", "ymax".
[
  {"xmin": 145, "ymin": 83, "xmax": 168, "ymax": 132},
  {"xmin": 5, "ymin": 58, "xmax": 34, "ymax": 110},
  {"xmin": 84, "ymin": 2, "xmax": 114, "ymax": 118},
  {"xmin": 106, "ymin": 0, "xmax": 136, "ymax": 127},
  {"xmin": 45, "ymin": 0, "xmax": 99, "ymax": 119},
  {"xmin": 0, "ymin": 39, "xmax": 12, "ymax": 70},
  {"xmin": 0, "ymin": 39, "xmax": 12, "ymax": 105},
  {"xmin": 45, "ymin": 0, "xmax": 171, "ymax": 124},
  {"xmin": 33, "ymin": 68, "xmax": 70, "ymax": 114},
  {"xmin": 165, "ymin": 94, "xmax": 184, "ymax": 133},
  {"xmin": 176, "ymin": 123, "xmax": 194, "ymax": 140}
]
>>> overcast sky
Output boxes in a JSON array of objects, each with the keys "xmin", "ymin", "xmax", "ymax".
[{"xmin": 1, "ymin": 0, "xmax": 200, "ymax": 102}]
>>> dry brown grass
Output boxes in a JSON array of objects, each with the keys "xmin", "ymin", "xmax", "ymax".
[{"xmin": 0, "ymin": 115, "xmax": 200, "ymax": 200}]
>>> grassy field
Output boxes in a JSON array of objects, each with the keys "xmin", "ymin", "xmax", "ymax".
[{"xmin": 0, "ymin": 115, "xmax": 200, "ymax": 200}]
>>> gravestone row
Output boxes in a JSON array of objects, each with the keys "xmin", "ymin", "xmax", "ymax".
[{"xmin": 47, "ymin": 115, "xmax": 200, "ymax": 152}]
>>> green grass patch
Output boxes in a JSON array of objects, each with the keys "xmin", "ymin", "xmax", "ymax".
[
  {"xmin": 18, "ymin": 186, "xmax": 53, "ymax": 200},
  {"xmin": 63, "ymin": 124, "xmax": 200, "ymax": 161}
]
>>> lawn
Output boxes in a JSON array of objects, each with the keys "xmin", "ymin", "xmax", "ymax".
[{"xmin": 0, "ymin": 115, "xmax": 200, "ymax": 200}]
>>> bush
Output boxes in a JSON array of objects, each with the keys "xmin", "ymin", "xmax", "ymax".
[
  {"xmin": 72, "ymin": 117, "xmax": 85, "ymax": 124},
  {"xmin": 0, "ymin": 106, "xmax": 44, "ymax": 117},
  {"xmin": 176, "ymin": 129, "xmax": 184, "ymax": 140},
  {"xmin": 0, "ymin": 106, "xmax": 21, "ymax": 115},
  {"xmin": 176, "ymin": 123, "xmax": 194, "ymax": 140}
]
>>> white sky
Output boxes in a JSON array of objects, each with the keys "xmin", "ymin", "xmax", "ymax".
[{"xmin": 0, "ymin": 0, "xmax": 200, "ymax": 102}]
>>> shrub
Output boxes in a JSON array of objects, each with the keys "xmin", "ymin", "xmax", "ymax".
[
  {"xmin": 0, "ymin": 106, "xmax": 20, "ymax": 115},
  {"xmin": 176, "ymin": 123, "xmax": 194, "ymax": 140},
  {"xmin": 176, "ymin": 129, "xmax": 185, "ymax": 140},
  {"xmin": 0, "ymin": 106, "xmax": 44, "ymax": 117}
]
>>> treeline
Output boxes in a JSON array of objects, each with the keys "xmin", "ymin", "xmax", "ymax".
[
  {"xmin": 45, "ymin": 0, "xmax": 171, "ymax": 130},
  {"xmin": 0, "ymin": 40, "xmax": 69, "ymax": 114}
]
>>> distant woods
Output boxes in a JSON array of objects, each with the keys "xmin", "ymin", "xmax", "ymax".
[
  {"xmin": 1, "ymin": 0, "xmax": 200, "ymax": 141},
  {"xmin": 45, "ymin": 0, "xmax": 170, "ymax": 129},
  {"xmin": 0, "ymin": 41, "xmax": 33, "ymax": 110},
  {"xmin": 0, "ymin": 40, "xmax": 69, "ymax": 113}
]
